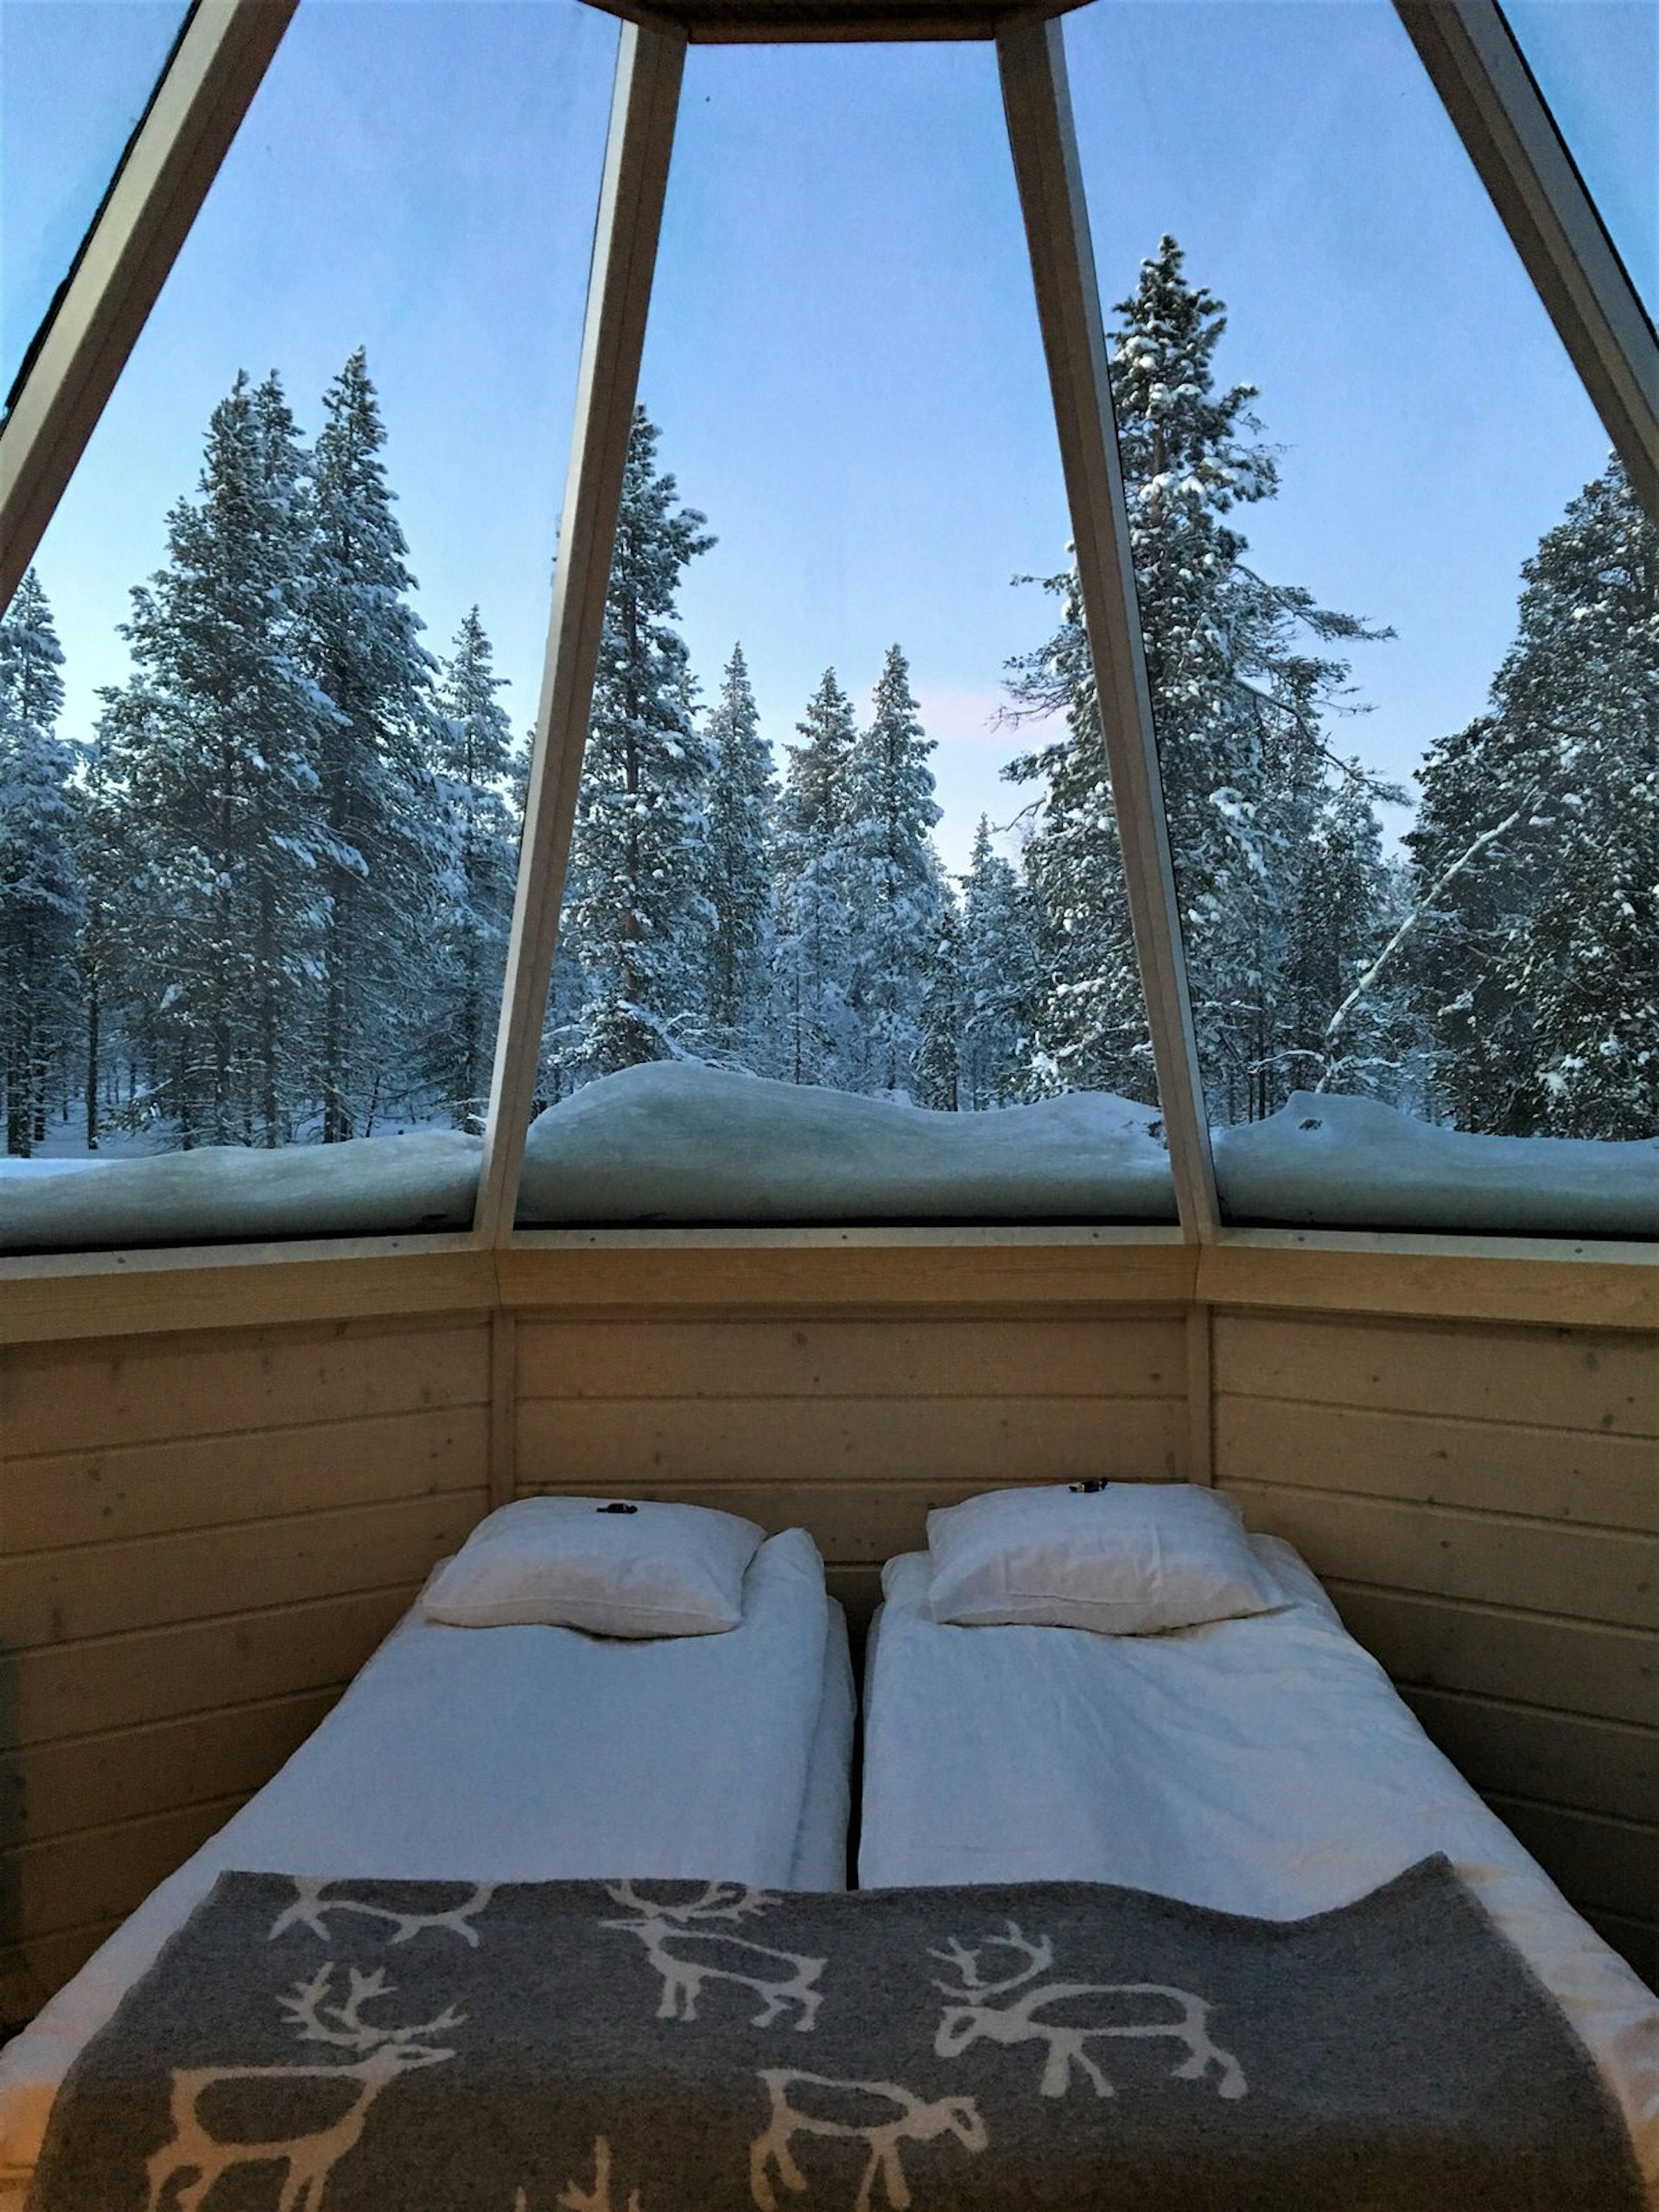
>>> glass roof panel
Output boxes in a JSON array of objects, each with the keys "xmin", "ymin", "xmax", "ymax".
[
  {"xmin": 519, "ymin": 36, "xmax": 1178, "ymax": 1228},
  {"xmin": 1503, "ymin": 0, "xmax": 1657, "ymax": 318},
  {"xmin": 1065, "ymin": 0, "xmax": 1653, "ymax": 1239},
  {"xmin": 2, "ymin": 0, "xmax": 617, "ymax": 1253},
  {"xmin": 2, "ymin": 0, "xmax": 191, "ymax": 397}
]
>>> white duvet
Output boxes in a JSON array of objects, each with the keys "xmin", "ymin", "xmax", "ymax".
[
  {"xmin": 0, "ymin": 1527, "xmax": 850, "ymax": 2189},
  {"xmin": 861, "ymin": 1536, "xmax": 1659, "ymax": 2200}
]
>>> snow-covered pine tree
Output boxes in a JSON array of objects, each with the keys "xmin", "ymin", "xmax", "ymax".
[
  {"xmin": 702, "ymin": 643, "xmax": 777, "ymax": 1067},
  {"xmin": 1007, "ymin": 238, "xmax": 1390, "ymax": 1120},
  {"xmin": 0, "ymin": 570, "xmax": 81, "ymax": 1154},
  {"xmin": 839, "ymin": 645, "xmax": 944, "ymax": 1095},
  {"xmin": 1003, "ymin": 576, "xmax": 1151, "ymax": 1103},
  {"xmin": 424, "ymin": 607, "xmax": 519, "ymax": 1128},
  {"xmin": 558, "ymin": 406, "xmax": 716, "ymax": 1078},
  {"xmin": 914, "ymin": 896, "xmax": 964, "ymax": 1110},
  {"xmin": 72, "ymin": 719, "xmax": 133, "ymax": 1150},
  {"xmin": 1407, "ymin": 456, "xmax": 1658, "ymax": 1137},
  {"xmin": 958, "ymin": 815, "xmax": 1039, "ymax": 1108},
  {"xmin": 99, "ymin": 371, "xmax": 327, "ymax": 1147},
  {"xmin": 1285, "ymin": 769, "xmax": 1410, "ymax": 1097},
  {"xmin": 771, "ymin": 668, "xmax": 859, "ymax": 1086},
  {"xmin": 305, "ymin": 347, "xmax": 442, "ymax": 1139}
]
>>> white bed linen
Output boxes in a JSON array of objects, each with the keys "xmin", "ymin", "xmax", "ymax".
[
  {"xmin": 0, "ymin": 1529, "xmax": 846, "ymax": 2188},
  {"xmin": 861, "ymin": 1535, "xmax": 1659, "ymax": 2201}
]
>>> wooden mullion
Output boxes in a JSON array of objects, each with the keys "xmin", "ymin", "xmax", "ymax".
[
  {"xmin": 1, "ymin": 0, "xmax": 298, "ymax": 608},
  {"xmin": 474, "ymin": 22, "xmax": 688, "ymax": 1243},
  {"xmin": 996, "ymin": 17, "xmax": 1220, "ymax": 1241},
  {"xmin": 1394, "ymin": 0, "xmax": 1657, "ymax": 518}
]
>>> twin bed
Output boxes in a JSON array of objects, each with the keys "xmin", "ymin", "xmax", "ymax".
[{"xmin": 4, "ymin": 1491, "xmax": 1656, "ymax": 2208}]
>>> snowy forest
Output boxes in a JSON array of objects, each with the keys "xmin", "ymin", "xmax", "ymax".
[{"xmin": 1, "ymin": 239, "xmax": 1655, "ymax": 1164}]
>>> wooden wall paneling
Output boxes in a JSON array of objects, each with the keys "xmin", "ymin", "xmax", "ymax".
[
  {"xmin": 1486, "ymin": 1796, "xmax": 1659, "ymax": 1927},
  {"xmin": 4, "ymin": 1404, "xmax": 489, "ymax": 1554},
  {"xmin": 3, "ymin": 1313, "xmax": 492, "ymax": 1457},
  {"xmin": 1224, "ymin": 1483, "xmax": 1657, "ymax": 1633},
  {"xmin": 1400, "ymin": 1686, "xmax": 1659, "ymax": 1827},
  {"xmin": 488, "ymin": 1312, "xmax": 518, "ymax": 1510},
  {"xmin": 515, "ymin": 1314, "xmax": 1186, "ymax": 1402},
  {"xmin": 1185, "ymin": 1304, "xmax": 1212, "ymax": 1484},
  {"xmin": 1214, "ymin": 1313, "xmax": 1658, "ymax": 1435},
  {"xmin": 1198, "ymin": 1237, "xmax": 1658, "ymax": 1333},
  {"xmin": 0, "ymin": 1491, "xmax": 484, "ymax": 1650},
  {"xmin": 1330, "ymin": 1583, "xmax": 1656, "ymax": 1731},
  {"xmin": 1585, "ymin": 1911, "xmax": 1659, "ymax": 1993},
  {"xmin": 1, "ymin": 1921, "xmax": 123, "ymax": 2038},
  {"xmin": 496, "ymin": 1236, "xmax": 1197, "ymax": 1315},
  {"xmin": 9, "ymin": 1793, "xmax": 249, "ymax": 1948},
  {"xmin": 13, "ymin": 1688, "xmax": 344, "ymax": 1847},
  {"xmin": 10, "ymin": 1582, "xmax": 419, "ymax": 1779},
  {"xmin": 519, "ymin": 1390, "xmax": 1184, "ymax": 1490},
  {"xmin": 1216, "ymin": 1395, "xmax": 1658, "ymax": 1533}
]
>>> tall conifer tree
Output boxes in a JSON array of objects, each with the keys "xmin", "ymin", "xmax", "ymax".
[
  {"xmin": 840, "ymin": 645, "xmax": 944, "ymax": 1094},
  {"xmin": 771, "ymin": 668, "xmax": 859, "ymax": 1085},
  {"xmin": 99, "ymin": 371, "xmax": 326, "ymax": 1146},
  {"xmin": 425, "ymin": 607, "xmax": 519, "ymax": 1127},
  {"xmin": 1407, "ymin": 458, "xmax": 1658, "ymax": 1136},
  {"xmin": 702, "ymin": 643, "xmax": 776, "ymax": 1065},
  {"xmin": 958, "ymin": 816, "xmax": 1039, "ymax": 1107},
  {"xmin": 1008, "ymin": 239, "xmax": 1389, "ymax": 1117},
  {"xmin": 560, "ymin": 406, "xmax": 715, "ymax": 1076},
  {"xmin": 306, "ymin": 348, "xmax": 441, "ymax": 1137},
  {"xmin": 0, "ymin": 571, "xmax": 81, "ymax": 1153}
]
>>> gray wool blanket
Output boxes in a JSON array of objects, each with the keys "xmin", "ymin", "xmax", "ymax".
[{"xmin": 29, "ymin": 1855, "xmax": 1643, "ymax": 2210}]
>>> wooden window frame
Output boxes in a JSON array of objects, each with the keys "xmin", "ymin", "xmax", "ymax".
[{"xmin": 0, "ymin": 0, "xmax": 1653, "ymax": 1312}]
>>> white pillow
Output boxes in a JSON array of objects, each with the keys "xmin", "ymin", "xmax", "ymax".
[
  {"xmin": 421, "ymin": 1497, "xmax": 766, "ymax": 1637},
  {"xmin": 922, "ymin": 1481, "xmax": 1285, "ymax": 1635}
]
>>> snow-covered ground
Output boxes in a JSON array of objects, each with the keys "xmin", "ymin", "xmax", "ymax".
[
  {"xmin": 1214, "ymin": 1091, "xmax": 1657, "ymax": 1238},
  {"xmin": 2, "ymin": 1069, "xmax": 1652, "ymax": 1250},
  {"xmin": 0, "ymin": 1131, "xmax": 480, "ymax": 1252}
]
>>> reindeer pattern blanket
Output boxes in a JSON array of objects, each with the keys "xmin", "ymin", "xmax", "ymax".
[{"xmin": 29, "ymin": 1858, "xmax": 1643, "ymax": 2211}]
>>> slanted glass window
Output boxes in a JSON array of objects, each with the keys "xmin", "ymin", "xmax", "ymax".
[
  {"xmin": 518, "ymin": 38, "xmax": 1177, "ymax": 1227},
  {"xmin": 1504, "ymin": 0, "xmax": 1657, "ymax": 316},
  {"xmin": 1066, "ymin": 0, "xmax": 1656, "ymax": 1239},
  {"xmin": 0, "ymin": 0, "xmax": 618, "ymax": 1252},
  {"xmin": 1, "ymin": 0, "xmax": 189, "ymax": 394}
]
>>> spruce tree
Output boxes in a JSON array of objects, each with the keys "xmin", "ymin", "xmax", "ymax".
[
  {"xmin": 771, "ymin": 668, "xmax": 859, "ymax": 1085},
  {"xmin": 959, "ymin": 816, "xmax": 1039, "ymax": 1107},
  {"xmin": 559, "ymin": 406, "xmax": 715, "ymax": 1077},
  {"xmin": 425, "ymin": 607, "xmax": 519, "ymax": 1128},
  {"xmin": 0, "ymin": 570, "xmax": 81, "ymax": 1154},
  {"xmin": 1407, "ymin": 458, "xmax": 1658, "ymax": 1137},
  {"xmin": 702, "ymin": 643, "xmax": 777, "ymax": 1067},
  {"xmin": 1007, "ymin": 238, "xmax": 1389, "ymax": 1119},
  {"xmin": 306, "ymin": 347, "xmax": 442, "ymax": 1138},
  {"xmin": 99, "ymin": 371, "xmax": 326, "ymax": 1147},
  {"xmin": 914, "ymin": 898, "xmax": 964, "ymax": 1110},
  {"xmin": 840, "ymin": 645, "xmax": 944, "ymax": 1094}
]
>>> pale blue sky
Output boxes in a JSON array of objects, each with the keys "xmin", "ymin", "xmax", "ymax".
[{"xmin": 4, "ymin": 0, "xmax": 1633, "ymax": 870}]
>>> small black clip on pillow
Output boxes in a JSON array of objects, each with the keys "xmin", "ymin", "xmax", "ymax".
[
  {"xmin": 597, "ymin": 1501, "xmax": 639, "ymax": 1515},
  {"xmin": 1069, "ymin": 1479, "xmax": 1110, "ymax": 1494}
]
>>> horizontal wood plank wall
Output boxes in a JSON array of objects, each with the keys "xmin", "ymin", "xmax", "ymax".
[
  {"xmin": 0, "ymin": 1313, "xmax": 491, "ymax": 2028},
  {"xmin": 513, "ymin": 1311, "xmax": 1192, "ymax": 1637},
  {"xmin": 1214, "ymin": 1311, "xmax": 1659, "ymax": 1988}
]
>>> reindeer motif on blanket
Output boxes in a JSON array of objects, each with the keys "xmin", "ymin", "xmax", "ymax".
[
  {"xmin": 601, "ymin": 1883, "xmax": 825, "ymax": 2030},
  {"xmin": 931, "ymin": 1922, "xmax": 1246, "ymax": 2104},
  {"xmin": 144, "ymin": 1963, "xmax": 462, "ymax": 2212},
  {"xmin": 268, "ymin": 1877, "xmax": 494, "ymax": 1948},
  {"xmin": 508, "ymin": 2137, "xmax": 646, "ymax": 2212},
  {"xmin": 749, "ymin": 2069, "xmax": 988, "ymax": 2212}
]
